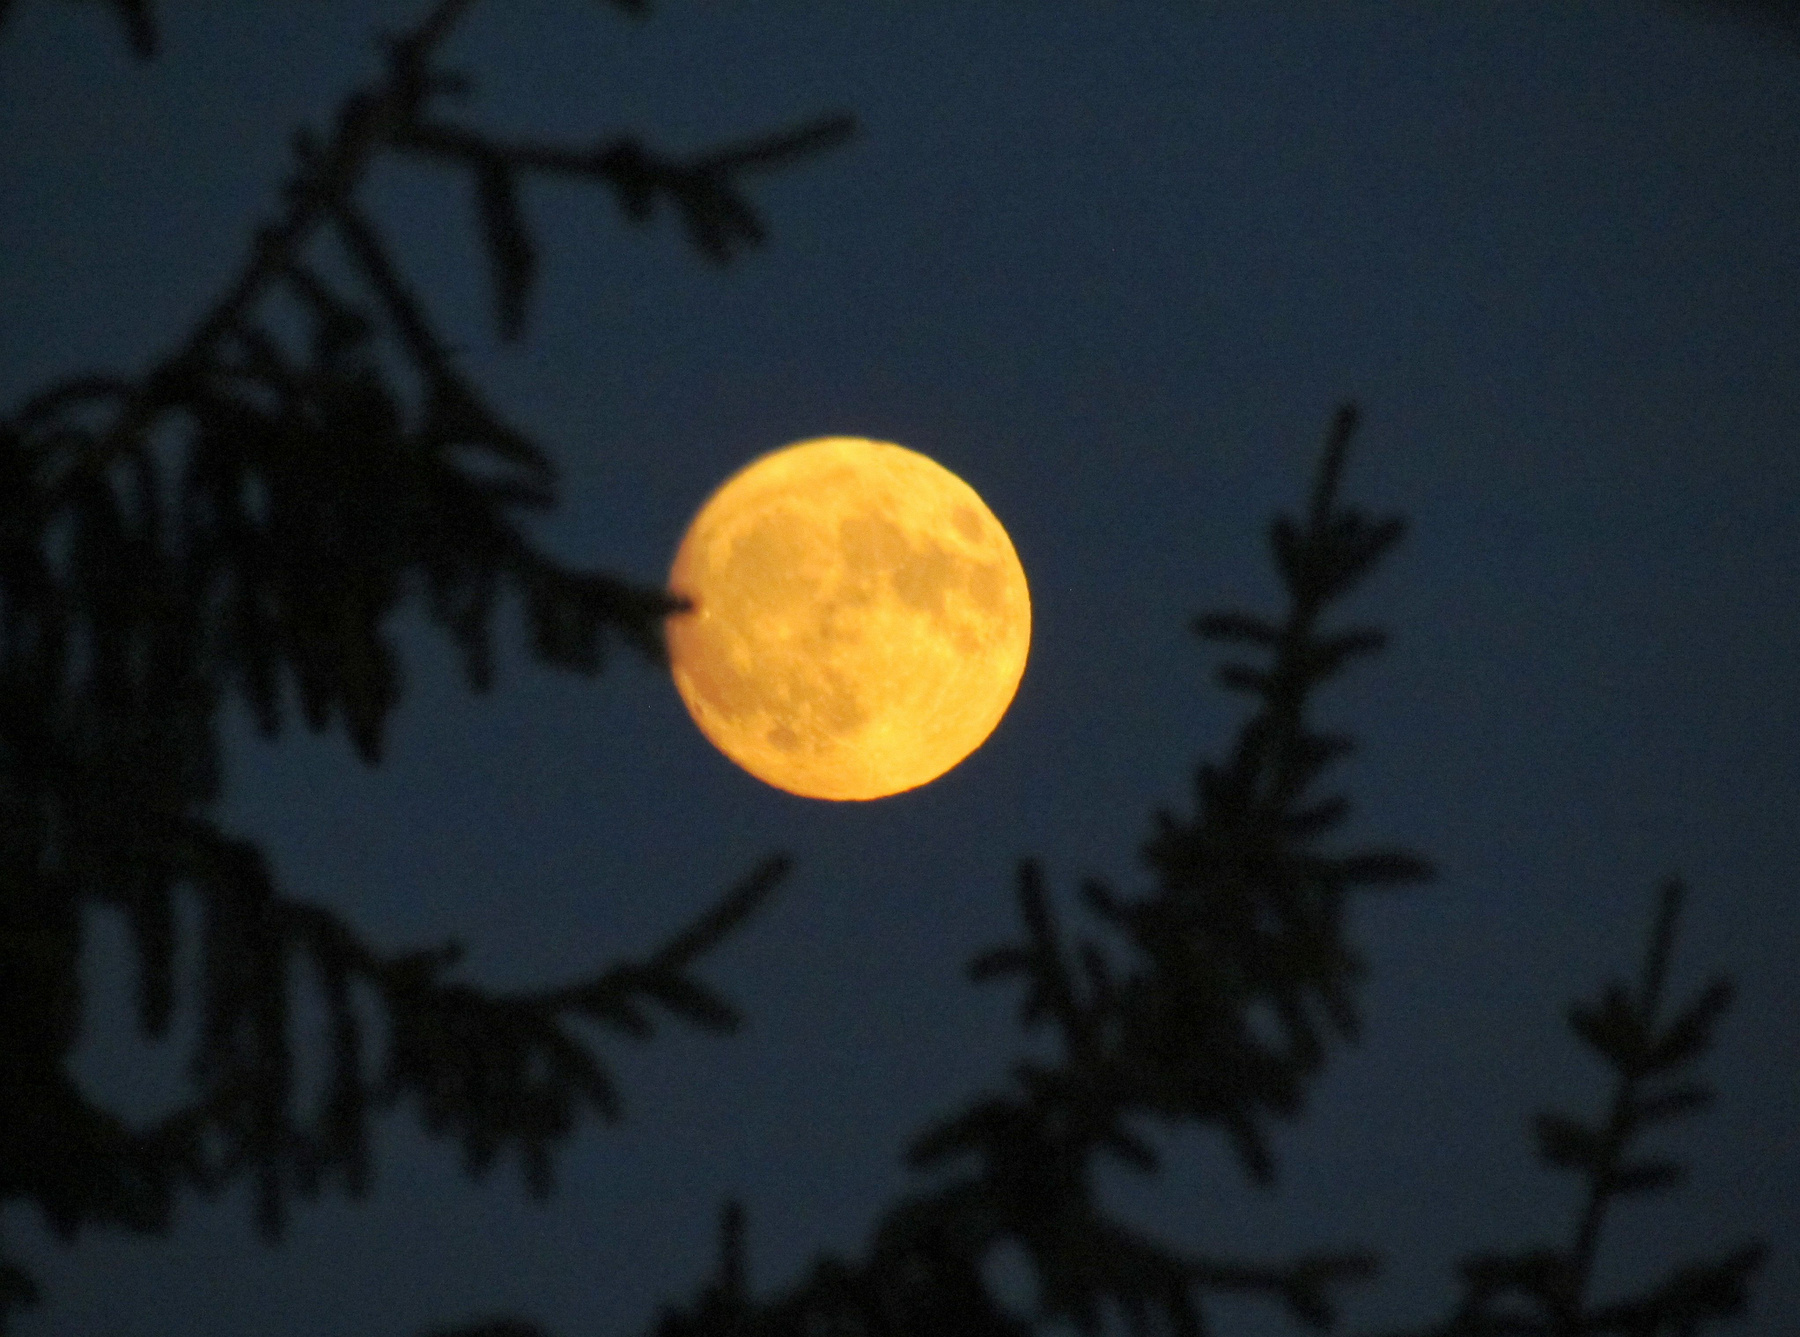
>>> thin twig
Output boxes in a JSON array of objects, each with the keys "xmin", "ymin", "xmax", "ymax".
[{"xmin": 1555, "ymin": 880, "xmax": 1684, "ymax": 1334}]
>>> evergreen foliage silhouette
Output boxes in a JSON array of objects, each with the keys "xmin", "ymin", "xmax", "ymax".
[
  {"xmin": 1, "ymin": 0, "xmax": 842, "ymax": 1323},
  {"xmin": 1375, "ymin": 881, "xmax": 1766, "ymax": 1337},
  {"xmin": 0, "ymin": 3, "xmax": 1770, "ymax": 1336}
]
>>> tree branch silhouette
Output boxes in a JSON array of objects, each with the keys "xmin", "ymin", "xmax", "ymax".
[
  {"xmin": 1373, "ymin": 880, "xmax": 1765, "ymax": 1337},
  {"xmin": 1, "ymin": 0, "xmax": 852, "ymax": 1324}
]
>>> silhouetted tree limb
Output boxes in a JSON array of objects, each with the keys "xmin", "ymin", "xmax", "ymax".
[
  {"xmin": 1, "ymin": 0, "xmax": 850, "ymax": 1324},
  {"xmin": 1371, "ymin": 880, "xmax": 1765, "ymax": 1337}
]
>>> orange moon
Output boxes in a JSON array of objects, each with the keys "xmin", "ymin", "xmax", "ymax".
[{"xmin": 665, "ymin": 436, "xmax": 1031, "ymax": 801}]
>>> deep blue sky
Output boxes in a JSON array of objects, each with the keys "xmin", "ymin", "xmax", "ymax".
[{"xmin": 2, "ymin": 3, "xmax": 1797, "ymax": 1335}]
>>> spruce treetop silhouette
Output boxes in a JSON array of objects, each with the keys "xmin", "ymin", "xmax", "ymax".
[
  {"xmin": 1, "ymin": 4, "xmax": 1769, "ymax": 1337},
  {"xmin": 1372, "ymin": 880, "xmax": 1765, "ymax": 1337}
]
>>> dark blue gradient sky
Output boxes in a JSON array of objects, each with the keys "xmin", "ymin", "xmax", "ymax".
[{"xmin": 2, "ymin": 4, "xmax": 1797, "ymax": 1335}]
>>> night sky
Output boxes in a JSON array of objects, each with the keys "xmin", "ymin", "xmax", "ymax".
[{"xmin": 2, "ymin": 3, "xmax": 1797, "ymax": 1335}]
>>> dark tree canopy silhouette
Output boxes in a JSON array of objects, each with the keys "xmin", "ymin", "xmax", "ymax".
[
  {"xmin": 1, "ymin": 0, "xmax": 844, "ymax": 1319},
  {"xmin": 0, "ymin": 3, "xmax": 1769, "ymax": 1336}
]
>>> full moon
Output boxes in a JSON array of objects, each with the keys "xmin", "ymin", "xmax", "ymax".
[{"xmin": 666, "ymin": 436, "xmax": 1031, "ymax": 800}]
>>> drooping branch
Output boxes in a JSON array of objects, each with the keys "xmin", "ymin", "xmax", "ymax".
[
  {"xmin": 18, "ymin": 815, "xmax": 792, "ymax": 1245},
  {"xmin": 393, "ymin": 111, "xmax": 857, "ymax": 329},
  {"xmin": 1, "ymin": 2, "xmax": 848, "ymax": 1323}
]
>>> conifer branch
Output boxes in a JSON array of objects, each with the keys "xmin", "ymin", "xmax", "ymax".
[
  {"xmin": 87, "ymin": 4, "xmax": 464, "ymax": 474},
  {"xmin": 0, "ymin": 0, "xmax": 848, "ymax": 1261},
  {"xmin": 1, "ymin": 823, "xmax": 793, "ymax": 1254},
  {"xmin": 1372, "ymin": 878, "xmax": 1765, "ymax": 1337},
  {"xmin": 2, "ymin": 0, "xmax": 843, "ymax": 1250}
]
